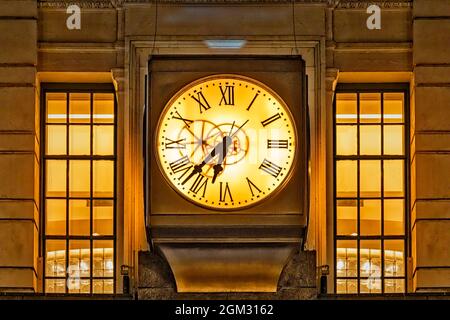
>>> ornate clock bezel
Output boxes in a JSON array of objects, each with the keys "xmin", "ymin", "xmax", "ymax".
[{"xmin": 154, "ymin": 73, "xmax": 299, "ymax": 212}]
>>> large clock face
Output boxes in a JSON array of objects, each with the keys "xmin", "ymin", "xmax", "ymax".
[{"xmin": 155, "ymin": 75, "xmax": 297, "ymax": 210}]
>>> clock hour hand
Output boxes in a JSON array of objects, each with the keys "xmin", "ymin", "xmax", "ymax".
[{"xmin": 182, "ymin": 135, "xmax": 232, "ymax": 185}]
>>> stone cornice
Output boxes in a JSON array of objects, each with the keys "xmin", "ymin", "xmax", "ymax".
[
  {"xmin": 37, "ymin": 0, "xmax": 412, "ymax": 9},
  {"xmin": 335, "ymin": 0, "xmax": 412, "ymax": 9}
]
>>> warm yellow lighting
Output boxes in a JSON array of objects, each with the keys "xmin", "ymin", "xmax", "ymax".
[
  {"xmin": 336, "ymin": 114, "xmax": 402, "ymax": 120},
  {"xmin": 48, "ymin": 114, "xmax": 114, "ymax": 120},
  {"xmin": 156, "ymin": 75, "xmax": 297, "ymax": 210}
]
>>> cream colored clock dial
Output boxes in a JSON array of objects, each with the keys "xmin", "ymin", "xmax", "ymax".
[{"xmin": 156, "ymin": 75, "xmax": 297, "ymax": 210}]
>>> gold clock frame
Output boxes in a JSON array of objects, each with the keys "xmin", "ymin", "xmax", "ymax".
[{"xmin": 154, "ymin": 73, "xmax": 299, "ymax": 212}]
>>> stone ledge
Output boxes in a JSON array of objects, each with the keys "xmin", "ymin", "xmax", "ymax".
[
  {"xmin": 320, "ymin": 293, "xmax": 450, "ymax": 300},
  {"xmin": 137, "ymin": 287, "xmax": 318, "ymax": 300}
]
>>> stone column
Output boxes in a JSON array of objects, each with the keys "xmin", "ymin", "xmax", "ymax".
[
  {"xmin": 411, "ymin": 0, "xmax": 450, "ymax": 292},
  {"xmin": 0, "ymin": 0, "xmax": 39, "ymax": 292}
]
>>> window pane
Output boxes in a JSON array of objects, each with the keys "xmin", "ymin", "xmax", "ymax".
[
  {"xmin": 47, "ymin": 93, "xmax": 67, "ymax": 123},
  {"xmin": 385, "ymin": 279, "xmax": 405, "ymax": 293},
  {"xmin": 384, "ymin": 240, "xmax": 405, "ymax": 277},
  {"xmin": 360, "ymin": 125, "xmax": 381, "ymax": 155},
  {"xmin": 93, "ymin": 160, "xmax": 114, "ymax": 197},
  {"xmin": 360, "ymin": 160, "xmax": 381, "ymax": 198},
  {"xmin": 336, "ymin": 199, "xmax": 357, "ymax": 236},
  {"xmin": 46, "ymin": 125, "xmax": 66, "ymax": 155},
  {"xmin": 69, "ymin": 200, "xmax": 90, "ymax": 236},
  {"xmin": 93, "ymin": 199, "xmax": 114, "ymax": 236},
  {"xmin": 336, "ymin": 93, "xmax": 357, "ymax": 124},
  {"xmin": 46, "ymin": 279, "xmax": 66, "ymax": 293},
  {"xmin": 93, "ymin": 126, "xmax": 114, "ymax": 155},
  {"xmin": 384, "ymin": 199, "xmax": 404, "ymax": 235},
  {"xmin": 360, "ymin": 93, "xmax": 381, "ymax": 123},
  {"xmin": 46, "ymin": 199, "xmax": 66, "ymax": 235},
  {"xmin": 69, "ymin": 125, "xmax": 91, "ymax": 155},
  {"xmin": 384, "ymin": 93, "xmax": 404, "ymax": 123},
  {"xmin": 69, "ymin": 160, "xmax": 90, "ymax": 197},
  {"xmin": 46, "ymin": 240, "xmax": 66, "ymax": 277},
  {"xmin": 69, "ymin": 240, "xmax": 90, "ymax": 279},
  {"xmin": 46, "ymin": 160, "xmax": 66, "ymax": 197},
  {"xmin": 360, "ymin": 240, "xmax": 381, "ymax": 282},
  {"xmin": 68, "ymin": 279, "xmax": 90, "ymax": 294},
  {"xmin": 336, "ymin": 240, "xmax": 357, "ymax": 278},
  {"xmin": 384, "ymin": 160, "xmax": 404, "ymax": 197},
  {"xmin": 336, "ymin": 125, "xmax": 357, "ymax": 155},
  {"xmin": 384, "ymin": 125, "xmax": 404, "ymax": 155},
  {"xmin": 93, "ymin": 240, "xmax": 114, "ymax": 278},
  {"xmin": 336, "ymin": 161, "xmax": 357, "ymax": 198},
  {"xmin": 94, "ymin": 93, "xmax": 115, "ymax": 124},
  {"xmin": 360, "ymin": 199, "xmax": 381, "ymax": 236},
  {"xmin": 336, "ymin": 279, "xmax": 357, "ymax": 294},
  {"xmin": 69, "ymin": 93, "xmax": 90, "ymax": 123},
  {"xmin": 360, "ymin": 278, "xmax": 382, "ymax": 294},
  {"xmin": 93, "ymin": 279, "xmax": 114, "ymax": 294}
]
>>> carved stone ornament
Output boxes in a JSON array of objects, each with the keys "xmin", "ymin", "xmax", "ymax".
[{"xmin": 38, "ymin": 0, "xmax": 411, "ymax": 9}]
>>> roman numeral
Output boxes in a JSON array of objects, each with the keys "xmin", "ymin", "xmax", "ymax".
[
  {"xmin": 219, "ymin": 85, "xmax": 235, "ymax": 106},
  {"xmin": 172, "ymin": 111, "xmax": 194, "ymax": 128},
  {"xmin": 246, "ymin": 93, "xmax": 259, "ymax": 111},
  {"xmin": 191, "ymin": 91, "xmax": 211, "ymax": 114},
  {"xmin": 165, "ymin": 137, "xmax": 186, "ymax": 149},
  {"xmin": 169, "ymin": 156, "xmax": 192, "ymax": 179},
  {"xmin": 219, "ymin": 182, "xmax": 233, "ymax": 203},
  {"xmin": 190, "ymin": 174, "xmax": 208, "ymax": 197},
  {"xmin": 246, "ymin": 177, "xmax": 262, "ymax": 197},
  {"xmin": 259, "ymin": 159, "xmax": 283, "ymax": 178},
  {"xmin": 267, "ymin": 139, "xmax": 288, "ymax": 149},
  {"xmin": 261, "ymin": 113, "xmax": 281, "ymax": 127}
]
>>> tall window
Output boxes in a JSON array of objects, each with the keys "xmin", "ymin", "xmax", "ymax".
[
  {"xmin": 334, "ymin": 85, "xmax": 408, "ymax": 294},
  {"xmin": 42, "ymin": 84, "xmax": 116, "ymax": 294}
]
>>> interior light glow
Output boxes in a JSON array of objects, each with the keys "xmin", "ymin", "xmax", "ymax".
[
  {"xmin": 204, "ymin": 39, "xmax": 247, "ymax": 49},
  {"xmin": 48, "ymin": 114, "xmax": 114, "ymax": 119},
  {"xmin": 336, "ymin": 114, "xmax": 402, "ymax": 120}
]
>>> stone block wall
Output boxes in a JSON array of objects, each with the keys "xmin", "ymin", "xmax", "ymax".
[
  {"xmin": 411, "ymin": 0, "xmax": 450, "ymax": 292},
  {"xmin": 0, "ymin": 0, "xmax": 39, "ymax": 292}
]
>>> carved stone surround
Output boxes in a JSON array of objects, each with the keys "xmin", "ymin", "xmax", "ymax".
[{"xmin": 37, "ymin": 0, "xmax": 412, "ymax": 9}]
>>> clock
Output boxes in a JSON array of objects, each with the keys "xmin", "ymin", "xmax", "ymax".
[{"xmin": 155, "ymin": 74, "xmax": 297, "ymax": 210}]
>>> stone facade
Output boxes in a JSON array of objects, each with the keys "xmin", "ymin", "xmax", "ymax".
[{"xmin": 0, "ymin": 0, "xmax": 448, "ymax": 297}]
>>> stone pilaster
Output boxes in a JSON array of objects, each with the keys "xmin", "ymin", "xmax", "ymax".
[
  {"xmin": 411, "ymin": 0, "xmax": 450, "ymax": 293},
  {"xmin": 0, "ymin": 0, "xmax": 39, "ymax": 292}
]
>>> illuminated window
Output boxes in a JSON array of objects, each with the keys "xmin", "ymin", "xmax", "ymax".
[
  {"xmin": 42, "ymin": 85, "xmax": 116, "ymax": 294},
  {"xmin": 334, "ymin": 85, "xmax": 408, "ymax": 294}
]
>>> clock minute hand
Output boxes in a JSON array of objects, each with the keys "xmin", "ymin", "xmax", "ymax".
[{"xmin": 230, "ymin": 119, "xmax": 249, "ymax": 138}]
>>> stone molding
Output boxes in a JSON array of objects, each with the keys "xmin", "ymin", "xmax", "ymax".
[
  {"xmin": 37, "ymin": 0, "xmax": 412, "ymax": 9},
  {"xmin": 335, "ymin": 0, "xmax": 412, "ymax": 9}
]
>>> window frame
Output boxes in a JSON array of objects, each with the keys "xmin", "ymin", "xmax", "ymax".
[
  {"xmin": 40, "ymin": 83, "xmax": 117, "ymax": 294},
  {"xmin": 333, "ymin": 83, "xmax": 410, "ymax": 294}
]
